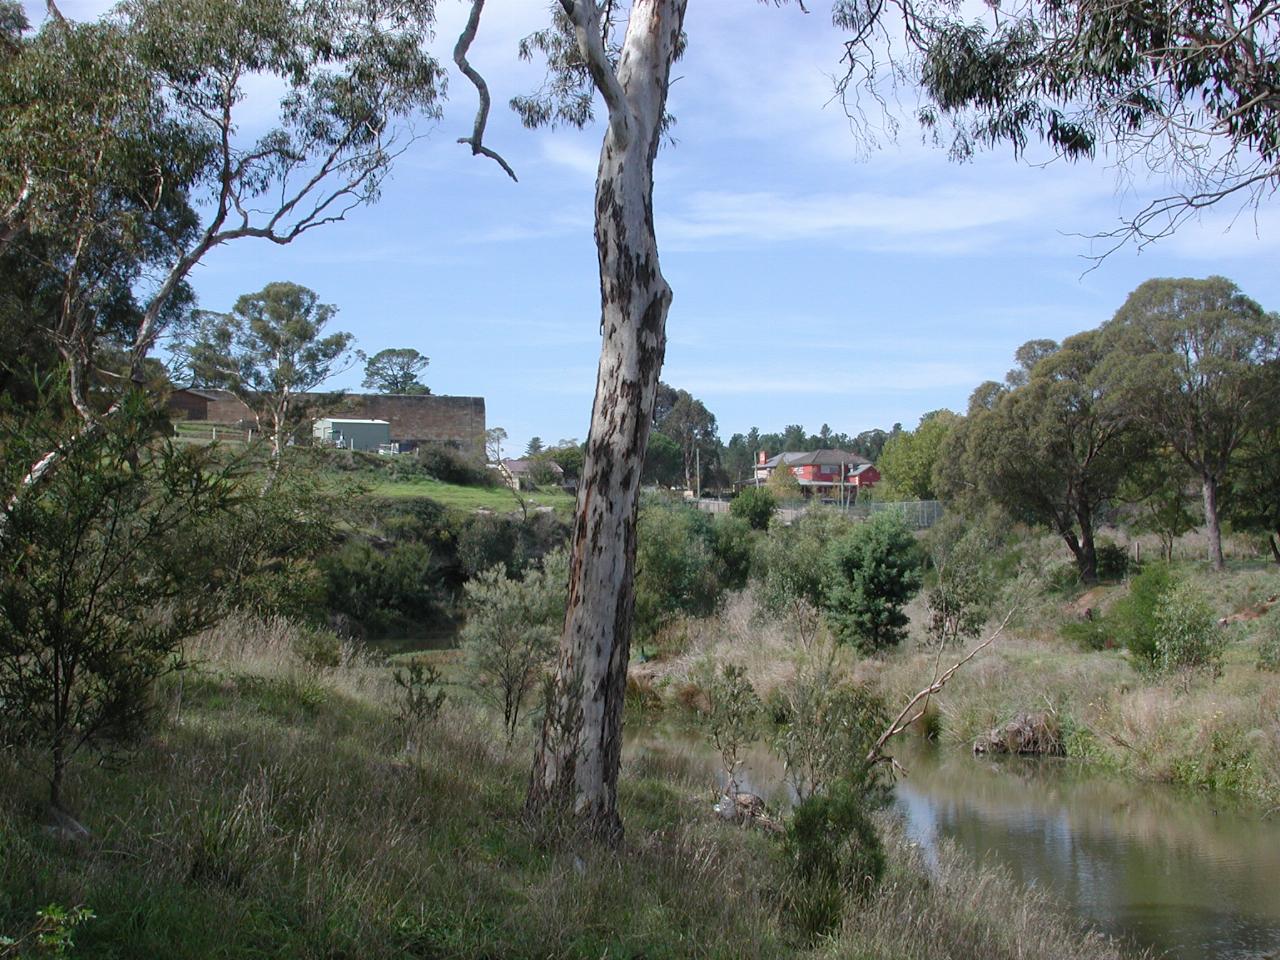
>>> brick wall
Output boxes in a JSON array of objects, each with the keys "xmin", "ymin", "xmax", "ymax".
[
  {"xmin": 188, "ymin": 388, "xmax": 486, "ymax": 458},
  {"xmin": 330, "ymin": 394, "xmax": 486, "ymax": 459}
]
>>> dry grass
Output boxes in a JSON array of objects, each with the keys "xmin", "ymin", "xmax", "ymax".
[{"xmin": 1, "ymin": 612, "xmax": 1150, "ymax": 959}]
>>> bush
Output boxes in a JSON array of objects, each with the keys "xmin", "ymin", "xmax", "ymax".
[
  {"xmin": 710, "ymin": 515, "xmax": 755, "ymax": 591},
  {"xmin": 704, "ymin": 664, "xmax": 762, "ymax": 798},
  {"xmin": 460, "ymin": 550, "xmax": 567, "ymax": 742},
  {"xmin": 729, "ymin": 486, "xmax": 776, "ymax": 530},
  {"xmin": 924, "ymin": 518, "xmax": 996, "ymax": 646},
  {"xmin": 1257, "ymin": 610, "xmax": 1280, "ymax": 672},
  {"xmin": 414, "ymin": 441, "xmax": 491, "ymax": 486},
  {"xmin": 1154, "ymin": 581, "xmax": 1224, "ymax": 679},
  {"xmin": 318, "ymin": 540, "xmax": 451, "ymax": 637},
  {"xmin": 456, "ymin": 512, "xmax": 569, "ymax": 581},
  {"xmin": 823, "ymin": 512, "xmax": 923, "ymax": 652},
  {"xmin": 634, "ymin": 501, "xmax": 723, "ymax": 640},
  {"xmin": 1094, "ymin": 541, "xmax": 1133, "ymax": 581},
  {"xmin": 782, "ymin": 779, "xmax": 887, "ymax": 937},
  {"xmin": 1109, "ymin": 562, "xmax": 1178, "ymax": 666}
]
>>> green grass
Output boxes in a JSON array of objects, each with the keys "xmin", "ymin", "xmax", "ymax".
[
  {"xmin": 0, "ymin": 619, "xmax": 1143, "ymax": 960},
  {"xmin": 366, "ymin": 476, "xmax": 575, "ymax": 514}
]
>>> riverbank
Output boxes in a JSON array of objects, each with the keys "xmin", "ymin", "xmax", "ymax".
[
  {"xmin": 632, "ymin": 562, "xmax": 1280, "ymax": 808},
  {"xmin": 0, "ymin": 619, "xmax": 1143, "ymax": 960}
]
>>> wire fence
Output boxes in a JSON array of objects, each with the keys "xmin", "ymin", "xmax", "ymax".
[{"xmin": 690, "ymin": 497, "xmax": 945, "ymax": 529}]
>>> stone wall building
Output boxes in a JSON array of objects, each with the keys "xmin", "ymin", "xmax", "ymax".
[{"xmin": 169, "ymin": 389, "xmax": 486, "ymax": 460}]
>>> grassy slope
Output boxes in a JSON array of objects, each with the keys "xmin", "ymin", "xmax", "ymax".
[
  {"xmin": 0, "ymin": 623, "xmax": 1141, "ymax": 960},
  {"xmin": 365, "ymin": 476, "xmax": 575, "ymax": 514}
]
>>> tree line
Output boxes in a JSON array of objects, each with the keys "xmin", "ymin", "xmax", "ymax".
[{"xmin": 875, "ymin": 276, "xmax": 1280, "ymax": 581}]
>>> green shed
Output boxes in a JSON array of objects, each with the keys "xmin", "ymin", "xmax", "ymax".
[{"xmin": 312, "ymin": 418, "xmax": 391, "ymax": 452}]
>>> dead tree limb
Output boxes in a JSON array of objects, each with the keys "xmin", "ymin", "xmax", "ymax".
[
  {"xmin": 866, "ymin": 609, "xmax": 1015, "ymax": 771},
  {"xmin": 453, "ymin": 0, "xmax": 518, "ymax": 181}
]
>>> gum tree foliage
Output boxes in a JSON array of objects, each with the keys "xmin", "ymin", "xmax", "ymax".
[
  {"xmin": 652, "ymin": 382, "xmax": 720, "ymax": 492},
  {"xmin": 1102, "ymin": 276, "xmax": 1280, "ymax": 570},
  {"xmin": 1119, "ymin": 451, "xmax": 1198, "ymax": 562},
  {"xmin": 362, "ymin": 347, "xmax": 430, "ymax": 395},
  {"xmin": 924, "ymin": 514, "xmax": 997, "ymax": 646},
  {"xmin": 835, "ymin": 0, "xmax": 1280, "ymax": 249},
  {"xmin": 940, "ymin": 332, "xmax": 1140, "ymax": 583},
  {"xmin": 179, "ymin": 282, "xmax": 356, "ymax": 465},
  {"xmin": 1223, "ymin": 411, "xmax": 1280, "ymax": 563},
  {"xmin": 0, "ymin": 394, "xmax": 243, "ymax": 810},
  {"xmin": 729, "ymin": 485, "xmax": 776, "ymax": 530},
  {"xmin": 873, "ymin": 409, "xmax": 959, "ymax": 501},
  {"xmin": 0, "ymin": 0, "xmax": 442, "ymax": 526}
]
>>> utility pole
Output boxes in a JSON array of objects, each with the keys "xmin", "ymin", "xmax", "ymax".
[{"xmin": 695, "ymin": 446, "xmax": 701, "ymax": 501}]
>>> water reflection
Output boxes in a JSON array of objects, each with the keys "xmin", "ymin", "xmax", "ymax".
[{"xmin": 624, "ymin": 723, "xmax": 1280, "ymax": 960}]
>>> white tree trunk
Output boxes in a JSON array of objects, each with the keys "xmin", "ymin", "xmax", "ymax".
[{"xmin": 527, "ymin": 0, "xmax": 686, "ymax": 842}]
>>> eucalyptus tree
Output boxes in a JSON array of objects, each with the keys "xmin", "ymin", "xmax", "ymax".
[
  {"xmin": 363, "ymin": 348, "xmax": 431, "ymax": 395},
  {"xmin": 0, "ymin": 0, "xmax": 443, "ymax": 527},
  {"xmin": 1103, "ymin": 277, "xmax": 1280, "ymax": 569},
  {"xmin": 944, "ymin": 333, "xmax": 1139, "ymax": 583},
  {"xmin": 179, "ymin": 282, "xmax": 356, "ymax": 465}
]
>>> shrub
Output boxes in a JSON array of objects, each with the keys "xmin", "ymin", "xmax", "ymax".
[
  {"xmin": 460, "ymin": 550, "xmax": 567, "ymax": 743},
  {"xmin": 1257, "ymin": 610, "xmax": 1280, "ymax": 672},
  {"xmin": 414, "ymin": 441, "xmax": 490, "ymax": 486},
  {"xmin": 823, "ymin": 512, "xmax": 923, "ymax": 652},
  {"xmin": 1094, "ymin": 541, "xmax": 1133, "ymax": 581},
  {"xmin": 704, "ymin": 664, "xmax": 762, "ymax": 798},
  {"xmin": 925, "ymin": 519, "xmax": 996, "ymax": 646},
  {"xmin": 319, "ymin": 540, "xmax": 450, "ymax": 637},
  {"xmin": 781, "ymin": 779, "xmax": 887, "ymax": 937},
  {"xmin": 710, "ymin": 514, "xmax": 755, "ymax": 590},
  {"xmin": 634, "ymin": 501, "xmax": 722, "ymax": 640},
  {"xmin": 729, "ymin": 486, "xmax": 776, "ymax": 530},
  {"xmin": 392, "ymin": 661, "xmax": 447, "ymax": 730},
  {"xmin": 753, "ymin": 510, "xmax": 851, "ymax": 647},
  {"xmin": 1109, "ymin": 562, "xmax": 1178, "ymax": 667},
  {"xmin": 1154, "ymin": 581, "xmax": 1224, "ymax": 679}
]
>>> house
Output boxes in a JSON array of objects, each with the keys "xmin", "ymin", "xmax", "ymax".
[
  {"xmin": 751, "ymin": 449, "xmax": 880, "ymax": 500},
  {"xmin": 498, "ymin": 458, "xmax": 564, "ymax": 491}
]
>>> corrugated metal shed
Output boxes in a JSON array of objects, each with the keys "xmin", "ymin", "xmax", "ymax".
[{"xmin": 313, "ymin": 418, "xmax": 391, "ymax": 452}]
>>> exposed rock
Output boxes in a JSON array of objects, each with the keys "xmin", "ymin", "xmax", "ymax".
[
  {"xmin": 973, "ymin": 712, "xmax": 1064, "ymax": 757},
  {"xmin": 712, "ymin": 791, "xmax": 782, "ymax": 832},
  {"xmin": 43, "ymin": 805, "xmax": 92, "ymax": 844}
]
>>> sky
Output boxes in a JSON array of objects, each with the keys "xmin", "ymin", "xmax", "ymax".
[{"xmin": 24, "ymin": 1, "xmax": 1280, "ymax": 456}]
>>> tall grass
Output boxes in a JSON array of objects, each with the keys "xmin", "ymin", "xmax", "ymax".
[{"xmin": 1, "ymin": 614, "xmax": 1144, "ymax": 959}]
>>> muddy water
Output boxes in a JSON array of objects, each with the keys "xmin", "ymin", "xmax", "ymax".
[{"xmin": 625, "ymin": 724, "xmax": 1280, "ymax": 960}]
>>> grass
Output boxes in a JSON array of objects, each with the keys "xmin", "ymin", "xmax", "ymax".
[
  {"xmin": 0, "ymin": 617, "xmax": 1144, "ymax": 960},
  {"xmin": 364, "ymin": 475, "xmax": 575, "ymax": 514}
]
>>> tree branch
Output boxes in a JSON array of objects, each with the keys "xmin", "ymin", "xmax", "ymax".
[
  {"xmin": 867, "ymin": 609, "xmax": 1014, "ymax": 769},
  {"xmin": 561, "ymin": 0, "xmax": 632, "ymax": 147},
  {"xmin": 454, "ymin": 0, "xmax": 518, "ymax": 181}
]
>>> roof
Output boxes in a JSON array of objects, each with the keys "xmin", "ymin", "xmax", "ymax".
[
  {"xmin": 317, "ymin": 418, "xmax": 389, "ymax": 425},
  {"xmin": 501, "ymin": 458, "xmax": 563, "ymax": 476},
  {"xmin": 761, "ymin": 449, "xmax": 871, "ymax": 469},
  {"xmin": 172, "ymin": 387, "xmax": 227, "ymax": 401}
]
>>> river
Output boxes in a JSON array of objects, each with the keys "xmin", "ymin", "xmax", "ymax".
[{"xmin": 625, "ymin": 722, "xmax": 1280, "ymax": 960}]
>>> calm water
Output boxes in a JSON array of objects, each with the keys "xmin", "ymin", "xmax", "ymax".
[{"xmin": 625, "ymin": 724, "xmax": 1280, "ymax": 960}]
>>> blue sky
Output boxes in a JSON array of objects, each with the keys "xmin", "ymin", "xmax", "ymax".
[{"xmin": 29, "ymin": 1, "xmax": 1280, "ymax": 455}]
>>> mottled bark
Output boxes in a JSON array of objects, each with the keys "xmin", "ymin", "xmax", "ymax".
[{"xmin": 526, "ymin": 0, "xmax": 686, "ymax": 843}]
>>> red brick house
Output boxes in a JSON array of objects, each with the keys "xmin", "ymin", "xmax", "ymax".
[{"xmin": 751, "ymin": 449, "xmax": 880, "ymax": 500}]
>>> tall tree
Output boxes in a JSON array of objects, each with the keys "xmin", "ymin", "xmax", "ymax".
[
  {"xmin": 654, "ymin": 384, "xmax": 719, "ymax": 491},
  {"xmin": 500, "ymin": 1, "xmax": 687, "ymax": 841},
  {"xmin": 943, "ymin": 333, "xmax": 1138, "ymax": 582},
  {"xmin": 0, "ymin": 0, "xmax": 442, "ymax": 531},
  {"xmin": 1103, "ymin": 277, "xmax": 1280, "ymax": 570},
  {"xmin": 874, "ymin": 410, "xmax": 958, "ymax": 501},
  {"xmin": 180, "ymin": 282, "xmax": 355, "ymax": 465},
  {"xmin": 362, "ymin": 348, "xmax": 430, "ymax": 395}
]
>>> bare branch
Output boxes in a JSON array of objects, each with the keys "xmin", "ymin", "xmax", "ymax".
[
  {"xmin": 453, "ymin": 0, "xmax": 518, "ymax": 181},
  {"xmin": 562, "ymin": 0, "xmax": 633, "ymax": 147},
  {"xmin": 866, "ymin": 609, "xmax": 1014, "ymax": 769}
]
